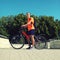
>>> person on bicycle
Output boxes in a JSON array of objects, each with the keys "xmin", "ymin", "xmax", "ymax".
[{"xmin": 21, "ymin": 12, "xmax": 35, "ymax": 49}]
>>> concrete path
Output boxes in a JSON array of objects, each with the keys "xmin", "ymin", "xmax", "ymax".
[
  {"xmin": 0, "ymin": 37, "xmax": 60, "ymax": 60},
  {"xmin": 0, "ymin": 48, "xmax": 60, "ymax": 60}
]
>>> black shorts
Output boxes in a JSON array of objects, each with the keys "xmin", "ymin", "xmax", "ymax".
[{"xmin": 28, "ymin": 29, "xmax": 35, "ymax": 35}]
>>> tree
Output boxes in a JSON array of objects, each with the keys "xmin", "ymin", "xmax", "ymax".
[{"xmin": 0, "ymin": 13, "xmax": 60, "ymax": 40}]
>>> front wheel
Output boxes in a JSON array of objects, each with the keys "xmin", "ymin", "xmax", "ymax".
[
  {"xmin": 9, "ymin": 34, "xmax": 25, "ymax": 49},
  {"xmin": 34, "ymin": 35, "xmax": 47, "ymax": 49}
]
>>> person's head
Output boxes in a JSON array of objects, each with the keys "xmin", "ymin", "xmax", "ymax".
[{"xmin": 26, "ymin": 12, "xmax": 31, "ymax": 18}]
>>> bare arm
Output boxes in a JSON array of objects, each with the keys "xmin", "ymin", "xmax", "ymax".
[
  {"xmin": 21, "ymin": 20, "xmax": 31, "ymax": 27},
  {"xmin": 21, "ymin": 17, "xmax": 33, "ymax": 28}
]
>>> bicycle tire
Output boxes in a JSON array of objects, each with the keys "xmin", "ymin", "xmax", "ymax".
[
  {"xmin": 10, "ymin": 34, "xmax": 25, "ymax": 49},
  {"xmin": 34, "ymin": 35, "xmax": 46, "ymax": 49}
]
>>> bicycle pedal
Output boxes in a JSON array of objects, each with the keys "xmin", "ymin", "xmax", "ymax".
[
  {"xmin": 13, "ymin": 37, "xmax": 16, "ymax": 39},
  {"xmin": 38, "ymin": 37, "xmax": 41, "ymax": 39}
]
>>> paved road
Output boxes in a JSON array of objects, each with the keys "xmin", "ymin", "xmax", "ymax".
[
  {"xmin": 0, "ymin": 37, "xmax": 60, "ymax": 60},
  {"xmin": 0, "ymin": 47, "xmax": 60, "ymax": 60}
]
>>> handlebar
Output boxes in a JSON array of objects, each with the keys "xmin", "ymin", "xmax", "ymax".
[
  {"xmin": 19, "ymin": 27, "xmax": 26, "ymax": 33},
  {"xmin": 20, "ymin": 26, "xmax": 25, "ymax": 30}
]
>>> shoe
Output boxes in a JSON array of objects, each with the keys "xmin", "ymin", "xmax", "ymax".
[
  {"xmin": 26, "ymin": 46, "xmax": 31, "ymax": 49},
  {"xmin": 26, "ymin": 46, "xmax": 35, "ymax": 49},
  {"xmin": 31, "ymin": 46, "xmax": 35, "ymax": 49}
]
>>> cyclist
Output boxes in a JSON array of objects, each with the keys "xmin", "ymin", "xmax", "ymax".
[{"xmin": 21, "ymin": 12, "xmax": 35, "ymax": 49}]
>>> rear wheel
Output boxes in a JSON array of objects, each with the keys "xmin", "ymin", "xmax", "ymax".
[
  {"xmin": 34, "ymin": 35, "xmax": 46, "ymax": 49},
  {"xmin": 10, "ymin": 34, "xmax": 25, "ymax": 49}
]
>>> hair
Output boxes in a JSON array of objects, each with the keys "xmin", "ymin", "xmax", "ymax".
[{"xmin": 26, "ymin": 12, "xmax": 31, "ymax": 15}]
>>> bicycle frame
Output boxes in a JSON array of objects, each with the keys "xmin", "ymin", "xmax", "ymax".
[
  {"xmin": 21, "ymin": 31, "xmax": 30, "ymax": 40},
  {"xmin": 10, "ymin": 27, "xmax": 47, "ymax": 49}
]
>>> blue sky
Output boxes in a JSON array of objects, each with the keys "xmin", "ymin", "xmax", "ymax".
[{"xmin": 0, "ymin": 0, "xmax": 60, "ymax": 20}]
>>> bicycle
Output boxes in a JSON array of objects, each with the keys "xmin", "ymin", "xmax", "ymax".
[{"xmin": 9, "ymin": 27, "xmax": 47, "ymax": 49}]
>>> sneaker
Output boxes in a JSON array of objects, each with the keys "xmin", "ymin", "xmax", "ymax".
[
  {"xmin": 31, "ymin": 46, "xmax": 35, "ymax": 49},
  {"xmin": 26, "ymin": 47, "xmax": 31, "ymax": 49},
  {"xmin": 26, "ymin": 46, "xmax": 35, "ymax": 49}
]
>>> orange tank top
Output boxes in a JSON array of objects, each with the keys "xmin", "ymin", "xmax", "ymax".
[{"xmin": 27, "ymin": 17, "xmax": 35, "ymax": 31}]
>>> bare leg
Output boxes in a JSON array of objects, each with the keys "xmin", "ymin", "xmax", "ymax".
[
  {"xmin": 26, "ymin": 35, "xmax": 35, "ymax": 49},
  {"xmin": 27, "ymin": 39, "xmax": 31, "ymax": 47},
  {"xmin": 30, "ymin": 35, "xmax": 35, "ymax": 47}
]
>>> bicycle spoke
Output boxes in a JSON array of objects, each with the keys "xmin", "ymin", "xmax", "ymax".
[{"xmin": 10, "ymin": 35, "xmax": 25, "ymax": 49}]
